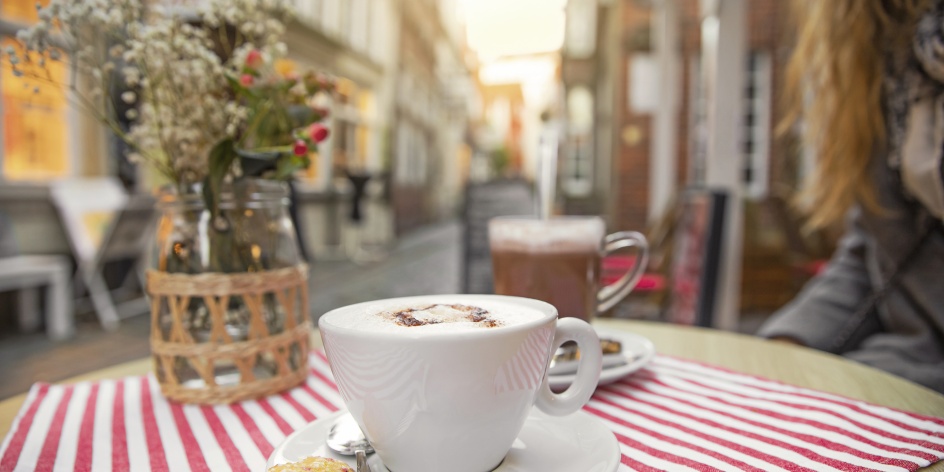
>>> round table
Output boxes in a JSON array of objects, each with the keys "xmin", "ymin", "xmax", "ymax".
[{"xmin": 2, "ymin": 319, "xmax": 943, "ymax": 470}]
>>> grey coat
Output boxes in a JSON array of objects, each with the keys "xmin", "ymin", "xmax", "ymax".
[
  {"xmin": 757, "ymin": 163, "xmax": 944, "ymax": 393},
  {"xmin": 759, "ymin": 2, "xmax": 944, "ymax": 394}
]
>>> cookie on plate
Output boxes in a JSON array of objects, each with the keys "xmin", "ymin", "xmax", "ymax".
[{"xmin": 267, "ymin": 456, "xmax": 354, "ymax": 472}]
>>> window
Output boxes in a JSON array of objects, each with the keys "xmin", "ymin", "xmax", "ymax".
[
  {"xmin": 321, "ymin": 0, "xmax": 342, "ymax": 39},
  {"xmin": 332, "ymin": 78, "xmax": 369, "ymax": 172},
  {"xmin": 349, "ymin": 0, "xmax": 369, "ymax": 55},
  {"xmin": 368, "ymin": 0, "xmax": 389, "ymax": 63},
  {"xmin": 394, "ymin": 119, "xmax": 430, "ymax": 186},
  {"xmin": 688, "ymin": 56, "xmax": 707, "ymax": 184},
  {"xmin": 742, "ymin": 52, "xmax": 772, "ymax": 200},
  {"xmin": 687, "ymin": 52, "xmax": 770, "ymax": 198},
  {"xmin": 563, "ymin": 86, "xmax": 593, "ymax": 197},
  {"xmin": 338, "ymin": 0, "xmax": 351, "ymax": 46},
  {"xmin": 564, "ymin": 0, "xmax": 597, "ymax": 59}
]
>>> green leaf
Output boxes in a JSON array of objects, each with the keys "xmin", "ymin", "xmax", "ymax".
[
  {"xmin": 203, "ymin": 138, "xmax": 236, "ymax": 223},
  {"xmin": 226, "ymin": 74, "xmax": 260, "ymax": 99},
  {"xmin": 273, "ymin": 153, "xmax": 308, "ymax": 180}
]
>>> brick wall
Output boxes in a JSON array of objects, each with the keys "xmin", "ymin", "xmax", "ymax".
[
  {"xmin": 612, "ymin": 0, "xmax": 793, "ymax": 232},
  {"xmin": 613, "ymin": 0, "xmax": 654, "ymax": 232}
]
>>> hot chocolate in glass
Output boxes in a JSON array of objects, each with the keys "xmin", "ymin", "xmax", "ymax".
[{"xmin": 489, "ymin": 216, "xmax": 648, "ymax": 321}]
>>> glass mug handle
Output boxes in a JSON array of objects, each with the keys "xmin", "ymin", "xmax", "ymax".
[
  {"xmin": 535, "ymin": 317, "xmax": 603, "ymax": 416},
  {"xmin": 597, "ymin": 231, "xmax": 649, "ymax": 314}
]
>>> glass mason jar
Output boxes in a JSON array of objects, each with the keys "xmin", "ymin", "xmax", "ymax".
[{"xmin": 149, "ymin": 178, "xmax": 309, "ymax": 401}]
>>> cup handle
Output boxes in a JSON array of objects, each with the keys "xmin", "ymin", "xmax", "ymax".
[
  {"xmin": 534, "ymin": 318, "xmax": 602, "ymax": 416},
  {"xmin": 597, "ymin": 231, "xmax": 649, "ymax": 314}
]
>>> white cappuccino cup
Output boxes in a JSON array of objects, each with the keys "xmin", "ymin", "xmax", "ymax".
[{"xmin": 319, "ymin": 294, "xmax": 602, "ymax": 472}]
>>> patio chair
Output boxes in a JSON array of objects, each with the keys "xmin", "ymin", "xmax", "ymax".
[
  {"xmin": 49, "ymin": 178, "xmax": 155, "ymax": 331},
  {"xmin": 0, "ymin": 212, "xmax": 74, "ymax": 340}
]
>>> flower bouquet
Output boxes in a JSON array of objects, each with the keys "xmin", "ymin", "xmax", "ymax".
[{"xmin": 5, "ymin": 0, "xmax": 334, "ymax": 403}]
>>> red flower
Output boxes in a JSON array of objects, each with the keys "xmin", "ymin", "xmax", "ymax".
[
  {"xmin": 239, "ymin": 74, "xmax": 254, "ymax": 87},
  {"xmin": 308, "ymin": 123, "xmax": 329, "ymax": 143},
  {"xmin": 293, "ymin": 140, "xmax": 308, "ymax": 156},
  {"xmin": 245, "ymin": 49, "xmax": 263, "ymax": 69}
]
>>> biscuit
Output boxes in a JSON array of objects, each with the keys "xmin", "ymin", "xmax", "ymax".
[{"xmin": 267, "ymin": 456, "xmax": 354, "ymax": 472}]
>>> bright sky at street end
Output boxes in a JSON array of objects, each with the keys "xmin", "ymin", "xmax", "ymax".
[{"xmin": 459, "ymin": 0, "xmax": 567, "ymax": 61}]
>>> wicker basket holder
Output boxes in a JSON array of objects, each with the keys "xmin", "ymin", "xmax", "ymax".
[{"xmin": 147, "ymin": 264, "xmax": 311, "ymax": 404}]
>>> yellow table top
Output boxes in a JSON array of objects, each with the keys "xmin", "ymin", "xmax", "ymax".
[{"xmin": 3, "ymin": 319, "xmax": 943, "ymax": 470}]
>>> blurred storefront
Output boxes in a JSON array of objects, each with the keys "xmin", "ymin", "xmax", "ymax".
[
  {"xmin": 561, "ymin": 0, "xmax": 798, "ymax": 228},
  {"xmin": 272, "ymin": 0, "xmax": 478, "ymax": 251},
  {"xmin": 561, "ymin": 0, "xmax": 829, "ymax": 327},
  {"xmin": 0, "ymin": 0, "xmax": 481, "ymax": 264},
  {"xmin": 0, "ymin": 0, "xmax": 111, "ymax": 257}
]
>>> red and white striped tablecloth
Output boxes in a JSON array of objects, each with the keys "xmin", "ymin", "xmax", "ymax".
[{"xmin": 2, "ymin": 352, "xmax": 943, "ymax": 472}]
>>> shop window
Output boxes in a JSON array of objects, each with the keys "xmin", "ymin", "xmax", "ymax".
[
  {"xmin": 0, "ymin": 35, "xmax": 70, "ymax": 181},
  {"xmin": 2, "ymin": 0, "xmax": 45, "ymax": 22},
  {"xmin": 394, "ymin": 121, "xmax": 429, "ymax": 186},
  {"xmin": 331, "ymin": 78, "xmax": 375, "ymax": 174}
]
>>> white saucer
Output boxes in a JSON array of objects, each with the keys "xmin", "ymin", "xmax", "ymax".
[
  {"xmin": 547, "ymin": 327, "xmax": 655, "ymax": 390},
  {"xmin": 266, "ymin": 408, "xmax": 620, "ymax": 472}
]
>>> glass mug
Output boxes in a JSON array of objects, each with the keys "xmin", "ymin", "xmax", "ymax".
[{"xmin": 489, "ymin": 216, "xmax": 649, "ymax": 321}]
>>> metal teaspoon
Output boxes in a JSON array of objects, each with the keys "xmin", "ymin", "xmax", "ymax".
[
  {"xmin": 355, "ymin": 450, "xmax": 371, "ymax": 472},
  {"xmin": 326, "ymin": 412, "xmax": 375, "ymax": 456}
]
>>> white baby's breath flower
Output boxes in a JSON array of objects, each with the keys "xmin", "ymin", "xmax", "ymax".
[
  {"xmin": 274, "ymin": 42, "xmax": 287, "ymax": 57},
  {"xmin": 10, "ymin": 0, "xmax": 298, "ymax": 184}
]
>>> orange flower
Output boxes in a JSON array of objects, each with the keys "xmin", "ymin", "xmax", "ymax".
[{"xmin": 274, "ymin": 58, "xmax": 296, "ymax": 78}]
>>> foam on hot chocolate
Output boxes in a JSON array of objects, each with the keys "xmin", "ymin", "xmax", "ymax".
[
  {"xmin": 323, "ymin": 299, "xmax": 546, "ymax": 333},
  {"xmin": 489, "ymin": 218, "xmax": 605, "ymax": 253}
]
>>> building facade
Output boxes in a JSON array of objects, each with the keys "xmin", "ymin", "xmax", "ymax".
[
  {"xmin": 0, "ymin": 0, "xmax": 479, "ymax": 261},
  {"xmin": 561, "ymin": 0, "xmax": 808, "ymax": 325},
  {"xmin": 562, "ymin": 0, "xmax": 793, "ymax": 232},
  {"xmin": 288, "ymin": 0, "xmax": 476, "ymax": 241}
]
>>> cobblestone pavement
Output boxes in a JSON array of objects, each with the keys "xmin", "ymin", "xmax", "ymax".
[
  {"xmin": 0, "ymin": 220, "xmax": 463, "ymax": 400},
  {"xmin": 306, "ymin": 219, "xmax": 462, "ymax": 322}
]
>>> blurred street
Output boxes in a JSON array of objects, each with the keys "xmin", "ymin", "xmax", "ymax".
[
  {"xmin": 0, "ymin": 221, "xmax": 462, "ymax": 399},
  {"xmin": 0, "ymin": 0, "xmax": 829, "ymax": 400}
]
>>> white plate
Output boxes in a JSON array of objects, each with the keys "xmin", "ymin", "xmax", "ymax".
[
  {"xmin": 547, "ymin": 327, "xmax": 655, "ymax": 390},
  {"xmin": 266, "ymin": 408, "xmax": 620, "ymax": 472}
]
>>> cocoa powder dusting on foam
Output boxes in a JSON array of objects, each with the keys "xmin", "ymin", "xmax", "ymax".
[
  {"xmin": 392, "ymin": 305, "xmax": 439, "ymax": 326},
  {"xmin": 387, "ymin": 303, "xmax": 502, "ymax": 327}
]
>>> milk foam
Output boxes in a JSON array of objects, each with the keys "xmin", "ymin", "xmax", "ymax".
[
  {"xmin": 322, "ymin": 299, "xmax": 547, "ymax": 333},
  {"xmin": 489, "ymin": 217, "xmax": 604, "ymax": 253}
]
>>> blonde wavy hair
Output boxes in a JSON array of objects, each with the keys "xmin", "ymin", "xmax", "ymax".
[{"xmin": 782, "ymin": 0, "xmax": 928, "ymax": 229}]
